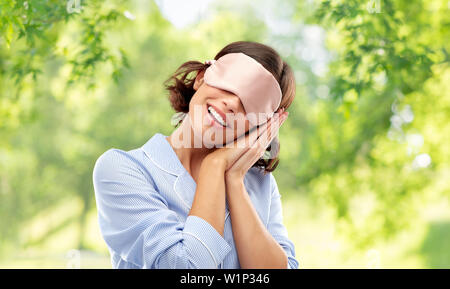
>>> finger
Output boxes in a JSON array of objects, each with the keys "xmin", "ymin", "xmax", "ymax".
[
  {"xmin": 233, "ymin": 112, "xmax": 287, "ymax": 169},
  {"xmin": 227, "ymin": 144, "xmax": 259, "ymax": 173},
  {"xmin": 230, "ymin": 110, "xmax": 286, "ymax": 149},
  {"xmin": 228, "ymin": 113, "xmax": 286, "ymax": 171},
  {"xmin": 229, "ymin": 135, "xmax": 268, "ymax": 172},
  {"xmin": 251, "ymin": 115, "xmax": 287, "ymax": 164},
  {"xmin": 256, "ymin": 111, "xmax": 281, "ymax": 137},
  {"xmin": 231, "ymin": 117, "xmax": 271, "ymax": 149},
  {"xmin": 247, "ymin": 136, "xmax": 273, "ymax": 167},
  {"xmin": 253, "ymin": 112, "xmax": 285, "ymax": 149},
  {"xmin": 254, "ymin": 124, "xmax": 276, "ymax": 150},
  {"xmin": 254, "ymin": 115, "xmax": 287, "ymax": 157}
]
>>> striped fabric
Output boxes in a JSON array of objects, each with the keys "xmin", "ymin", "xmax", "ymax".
[{"xmin": 93, "ymin": 132, "xmax": 299, "ymax": 269}]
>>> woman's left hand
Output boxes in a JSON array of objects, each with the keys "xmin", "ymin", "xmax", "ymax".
[{"xmin": 225, "ymin": 108, "xmax": 289, "ymax": 181}]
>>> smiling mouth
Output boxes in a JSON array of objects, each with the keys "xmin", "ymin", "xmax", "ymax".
[{"xmin": 207, "ymin": 104, "xmax": 228, "ymax": 127}]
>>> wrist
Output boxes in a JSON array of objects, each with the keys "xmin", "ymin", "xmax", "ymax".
[{"xmin": 225, "ymin": 171, "xmax": 245, "ymax": 183}]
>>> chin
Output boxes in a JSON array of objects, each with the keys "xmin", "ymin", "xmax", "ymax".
[{"xmin": 201, "ymin": 127, "xmax": 236, "ymax": 148}]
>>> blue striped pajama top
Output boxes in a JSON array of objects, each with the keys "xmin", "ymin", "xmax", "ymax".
[{"xmin": 92, "ymin": 132, "xmax": 299, "ymax": 269}]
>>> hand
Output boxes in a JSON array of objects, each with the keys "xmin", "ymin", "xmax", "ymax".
[
  {"xmin": 226, "ymin": 108, "xmax": 289, "ymax": 180},
  {"xmin": 205, "ymin": 108, "xmax": 289, "ymax": 178}
]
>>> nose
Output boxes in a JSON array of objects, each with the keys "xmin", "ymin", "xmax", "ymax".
[{"xmin": 222, "ymin": 95, "xmax": 242, "ymax": 114}]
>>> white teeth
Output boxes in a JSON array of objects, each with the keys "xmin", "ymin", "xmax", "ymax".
[{"xmin": 208, "ymin": 106, "xmax": 227, "ymax": 127}]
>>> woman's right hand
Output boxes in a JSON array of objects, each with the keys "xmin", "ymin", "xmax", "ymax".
[{"xmin": 204, "ymin": 108, "xmax": 285, "ymax": 171}]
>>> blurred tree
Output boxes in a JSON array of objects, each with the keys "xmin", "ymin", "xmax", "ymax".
[
  {"xmin": 0, "ymin": 0, "xmax": 133, "ymax": 253},
  {"xmin": 289, "ymin": 0, "xmax": 450, "ymax": 247},
  {"xmin": 0, "ymin": 0, "xmax": 268, "ymax": 254},
  {"xmin": 0, "ymin": 0, "xmax": 129, "ymax": 131}
]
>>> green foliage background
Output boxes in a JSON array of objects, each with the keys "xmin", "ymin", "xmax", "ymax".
[{"xmin": 0, "ymin": 0, "xmax": 448, "ymax": 268}]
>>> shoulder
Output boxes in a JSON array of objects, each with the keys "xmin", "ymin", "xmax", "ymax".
[
  {"xmin": 93, "ymin": 147, "xmax": 149, "ymax": 183},
  {"xmin": 244, "ymin": 167, "xmax": 276, "ymax": 195}
]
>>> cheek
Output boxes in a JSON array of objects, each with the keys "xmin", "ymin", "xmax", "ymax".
[{"xmin": 229, "ymin": 119, "xmax": 251, "ymax": 140}]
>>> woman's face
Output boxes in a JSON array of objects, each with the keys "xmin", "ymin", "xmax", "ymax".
[{"xmin": 189, "ymin": 70, "xmax": 251, "ymax": 147}]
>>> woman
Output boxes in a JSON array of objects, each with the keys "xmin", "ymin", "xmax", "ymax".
[{"xmin": 93, "ymin": 41, "xmax": 299, "ymax": 269}]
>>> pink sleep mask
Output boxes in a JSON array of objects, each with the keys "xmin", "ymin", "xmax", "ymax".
[{"xmin": 203, "ymin": 52, "xmax": 282, "ymax": 126}]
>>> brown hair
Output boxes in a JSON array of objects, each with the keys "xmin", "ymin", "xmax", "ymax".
[{"xmin": 163, "ymin": 41, "xmax": 296, "ymax": 174}]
